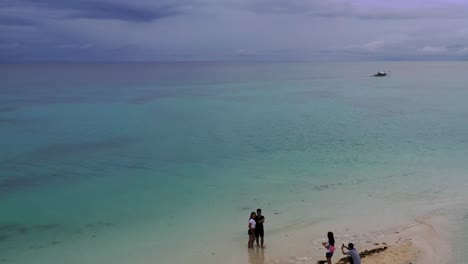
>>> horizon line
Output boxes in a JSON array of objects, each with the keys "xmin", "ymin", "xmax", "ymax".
[{"xmin": 1, "ymin": 59, "xmax": 468, "ymax": 64}]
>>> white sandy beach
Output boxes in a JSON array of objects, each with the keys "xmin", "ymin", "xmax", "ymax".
[{"xmin": 241, "ymin": 213, "xmax": 454, "ymax": 264}]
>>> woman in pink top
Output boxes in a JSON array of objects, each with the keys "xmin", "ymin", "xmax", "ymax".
[{"xmin": 321, "ymin": 231, "xmax": 335, "ymax": 264}]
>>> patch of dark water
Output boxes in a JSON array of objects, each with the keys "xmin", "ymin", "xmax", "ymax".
[
  {"xmin": 313, "ymin": 182, "xmax": 343, "ymax": 191},
  {"xmin": 0, "ymin": 136, "xmax": 138, "ymax": 194},
  {"xmin": 0, "ymin": 220, "xmax": 116, "ymax": 254},
  {"xmin": 0, "ymin": 234, "xmax": 10, "ymax": 242},
  {"xmin": 1, "ymin": 95, "xmax": 110, "ymax": 108},
  {"xmin": 25, "ymin": 136, "xmax": 137, "ymax": 160},
  {"xmin": 0, "ymin": 106, "xmax": 17, "ymax": 113},
  {"xmin": 286, "ymin": 90, "xmax": 338, "ymax": 104},
  {"xmin": 0, "ymin": 118, "xmax": 21, "ymax": 126},
  {"xmin": 0, "ymin": 223, "xmax": 60, "ymax": 241},
  {"xmin": 33, "ymin": 224, "xmax": 59, "ymax": 231},
  {"xmin": 129, "ymin": 89, "xmax": 208, "ymax": 104},
  {"xmin": 0, "ymin": 171, "xmax": 77, "ymax": 193}
]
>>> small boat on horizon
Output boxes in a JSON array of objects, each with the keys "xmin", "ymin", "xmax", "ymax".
[{"xmin": 373, "ymin": 71, "xmax": 388, "ymax": 77}]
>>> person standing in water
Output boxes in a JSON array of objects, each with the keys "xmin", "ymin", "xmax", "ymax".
[
  {"xmin": 255, "ymin": 208, "xmax": 265, "ymax": 248},
  {"xmin": 341, "ymin": 243, "xmax": 361, "ymax": 264},
  {"xmin": 321, "ymin": 231, "xmax": 335, "ymax": 264},
  {"xmin": 248, "ymin": 212, "xmax": 257, "ymax": 248}
]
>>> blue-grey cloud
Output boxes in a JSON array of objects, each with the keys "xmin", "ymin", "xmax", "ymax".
[
  {"xmin": 238, "ymin": 0, "xmax": 468, "ymax": 20},
  {"xmin": 64, "ymin": 3, "xmax": 177, "ymax": 22},
  {"xmin": 0, "ymin": 16, "xmax": 35, "ymax": 26},
  {"xmin": 1, "ymin": 0, "xmax": 468, "ymax": 62},
  {"xmin": 8, "ymin": 0, "xmax": 187, "ymax": 22}
]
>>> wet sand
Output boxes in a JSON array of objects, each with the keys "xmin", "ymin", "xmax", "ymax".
[{"xmin": 247, "ymin": 214, "xmax": 452, "ymax": 264}]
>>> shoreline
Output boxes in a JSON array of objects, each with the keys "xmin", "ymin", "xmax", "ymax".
[{"xmin": 245, "ymin": 213, "xmax": 455, "ymax": 264}]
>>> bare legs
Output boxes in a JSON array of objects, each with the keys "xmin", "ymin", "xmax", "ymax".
[
  {"xmin": 248, "ymin": 233, "xmax": 255, "ymax": 248},
  {"xmin": 326, "ymin": 257, "xmax": 331, "ymax": 264},
  {"xmin": 255, "ymin": 236, "xmax": 264, "ymax": 248}
]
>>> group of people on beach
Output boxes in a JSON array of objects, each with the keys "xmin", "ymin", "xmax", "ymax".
[
  {"xmin": 321, "ymin": 232, "xmax": 361, "ymax": 264},
  {"xmin": 247, "ymin": 211, "xmax": 361, "ymax": 264},
  {"xmin": 248, "ymin": 209, "xmax": 265, "ymax": 248}
]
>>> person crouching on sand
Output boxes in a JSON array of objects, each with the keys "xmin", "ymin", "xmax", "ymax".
[
  {"xmin": 321, "ymin": 231, "xmax": 335, "ymax": 264},
  {"xmin": 341, "ymin": 243, "xmax": 361, "ymax": 264},
  {"xmin": 248, "ymin": 212, "xmax": 257, "ymax": 248}
]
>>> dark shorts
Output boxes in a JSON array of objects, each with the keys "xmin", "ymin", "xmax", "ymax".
[
  {"xmin": 325, "ymin": 252, "xmax": 333, "ymax": 258},
  {"xmin": 248, "ymin": 230, "xmax": 254, "ymax": 235},
  {"xmin": 255, "ymin": 228, "xmax": 264, "ymax": 238}
]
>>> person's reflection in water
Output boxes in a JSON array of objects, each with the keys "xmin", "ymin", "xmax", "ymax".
[{"xmin": 248, "ymin": 246, "xmax": 265, "ymax": 264}]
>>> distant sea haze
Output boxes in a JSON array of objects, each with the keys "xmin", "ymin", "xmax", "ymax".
[{"xmin": 1, "ymin": 62, "xmax": 468, "ymax": 264}]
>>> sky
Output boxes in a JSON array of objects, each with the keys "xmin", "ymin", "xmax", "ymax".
[{"xmin": 1, "ymin": 0, "xmax": 468, "ymax": 62}]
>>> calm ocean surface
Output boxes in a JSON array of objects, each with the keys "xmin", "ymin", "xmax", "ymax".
[{"xmin": 1, "ymin": 62, "xmax": 468, "ymax": 263}]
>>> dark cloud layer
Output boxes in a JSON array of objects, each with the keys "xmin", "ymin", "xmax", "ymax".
[
  {"xmin": 65, "ymin": 3, "xmax": 177, "ymax": 22},
  {"xmin": 12, "ymin": 0, "xmax": 186, "ymax": 22},
  {"xmin": 1, "ymin": 0, "xmax": 468, "ymax": 62},
  {"xmin": 0, "ymin": 16, "xmax": 35, "ymax": 26}
]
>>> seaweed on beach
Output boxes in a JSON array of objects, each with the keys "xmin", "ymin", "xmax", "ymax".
[{"xmin": 330, "ymin": 246, "xmax": 388, "ymax": 264}]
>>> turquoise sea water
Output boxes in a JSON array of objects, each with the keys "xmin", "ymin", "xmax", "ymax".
[{"xmin": 1, "ymin": 62, "xmax": 468, "ymax": 263}]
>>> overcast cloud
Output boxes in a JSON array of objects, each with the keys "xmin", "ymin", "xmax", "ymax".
[{"xmin": 1, "ymin": 0, "xmax": 468, "ymax": 62}]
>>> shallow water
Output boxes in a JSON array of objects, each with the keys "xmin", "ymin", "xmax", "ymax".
[{"xmin": 1, "ymin": 62, "xmax": 468, "ymax": 263}]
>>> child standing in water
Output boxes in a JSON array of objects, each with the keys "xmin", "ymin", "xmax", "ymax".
[{"xmin": 321, "ymin": 232, "xmax": 335, "ymax": 264}]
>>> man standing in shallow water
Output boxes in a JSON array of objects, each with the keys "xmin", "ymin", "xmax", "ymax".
[{"xmin": 255, "ymin": 208, "xmax": 265, "ymax": 248}]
